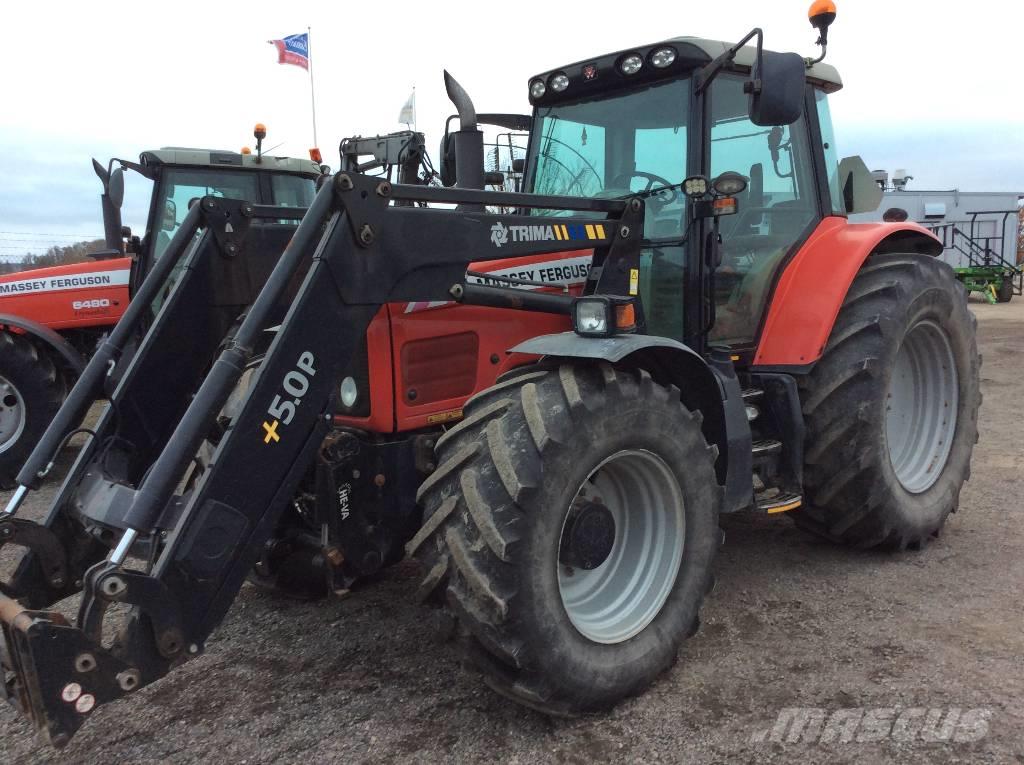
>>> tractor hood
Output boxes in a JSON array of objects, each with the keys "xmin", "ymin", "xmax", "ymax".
[{"xmin": 0, "ymin": 258, "xmax": 132, "ymax": 330}]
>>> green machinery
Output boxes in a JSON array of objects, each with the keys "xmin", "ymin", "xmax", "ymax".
[{"xmin": 927, "ymin": 210, "xmax": 1022, "ymax": 304}]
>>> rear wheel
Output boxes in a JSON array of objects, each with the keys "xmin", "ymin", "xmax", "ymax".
[
  {"xmin": 795, "ymin": 254, "xmax": 981, "ymax": 549},
  {"xmin": 411, "ymin": 364, "xmax": 720, "ymax": 713},
  {"xmin": 0, "ymin": 333, "xmax": 66, "ymax": 489},
  {"xmin": 996, "ymin": 277, "xmax": 1014, "ymax": 303}
]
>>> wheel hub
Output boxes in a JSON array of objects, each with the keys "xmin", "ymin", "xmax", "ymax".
[
  {"xmin": 560, "ymin": 500, "xmax": 616, "ymax": 571},
  {"xmin": 885, "ymin": 319, "xmax": 959, "ymax": 493},
  {"xmin": 557, "ymin": 449, "xmax": 685, "ymax": 644},
  {"xmin": 0, "ymin": 375, "xmax": 26, "ymax": 455}
]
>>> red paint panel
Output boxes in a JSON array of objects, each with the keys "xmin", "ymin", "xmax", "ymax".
[
  {"xmin": 389, "ymin": 302, "xmax": 572, "ymax": 432},
  {"xmin": 389, "ymin": 251, "xmax": 591, "ymax": 432},
  {"xmin": 0, "ymin": 258, "xmax": 131, "ymax": 330},
  {"xmin": 333, "ymin": 306, "xmax": 395, "ymax": 433},
  {"xmin": 755, "ymin": 219, "xmax": 941, "ymax": 366},
  {"xmin": 401, "ymin": 332, "xmax": 479, "ymax": 405}
]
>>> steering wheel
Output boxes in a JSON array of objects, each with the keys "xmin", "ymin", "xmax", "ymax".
[{"xmin": 608, "ymin": 171, "xmax": 679, "ymax": 209}]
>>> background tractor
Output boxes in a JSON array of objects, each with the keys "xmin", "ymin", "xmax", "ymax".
[
  {"xmin": 0, "ymin": 2, "xmax": 980, "ymax": 747},
  {"xmin": 0, "ymin": 131, "xmax": 322, "ymax": 488}
]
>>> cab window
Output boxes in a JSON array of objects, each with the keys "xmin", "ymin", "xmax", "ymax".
[
  {"xmin": 151, "ymin": 169, "xmax": 260, "ymax": 262},
  {"xmin": 814, "ymin": 89, "xmax": 844, "ymax": 216},
  {"xmin": 709, "ymin": 75, "xmax": 818, "ymax": 346},
  {"xmin": 272, "ymin": 174, "xmax": 317, "ymax": 208}
]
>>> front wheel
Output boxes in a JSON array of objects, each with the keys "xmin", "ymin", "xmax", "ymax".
[{"xmin": 411, "ymin": 364, "xmax": 721, "ymax": 713}]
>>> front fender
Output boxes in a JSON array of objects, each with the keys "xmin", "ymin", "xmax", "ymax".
[
  {"xmin": 754, "ymin": 218, "xmax": 942, "ymax": 368},
  {"xmin": 510, "ymin": 330, "xmax": 706, "ymax": 366},
  {"xmin": 510, "ymin": 332, "xmax": 752, "ymax": 512},
  {"xmin": 0, "ymin": 314, "xmax": 86, "ymax": 375}
]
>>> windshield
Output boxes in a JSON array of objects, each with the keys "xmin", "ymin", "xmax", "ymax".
[
  {"xmin": 525, "ymin": 76, "xmax": 692, "ymax": 340},
  {"xmin": 272, "ymin": 173, "xmax": 317, "ymax": 207},
  {"xmin": 151, "ymin": 169, "xmax": 260, "ymax": 262},
  {"xmin": 526, "ymin": 77, "xmax": 690, "ymax": 210}
]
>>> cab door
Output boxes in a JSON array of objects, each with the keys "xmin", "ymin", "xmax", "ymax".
[{"xmin": 708, "ymin": 75, "xmax": 821, "ymax": 348}]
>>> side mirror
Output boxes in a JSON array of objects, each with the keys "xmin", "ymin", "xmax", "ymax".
[
  {"xmin": 748, "ymin": 50, "xmax": 805, "ymax": 126},
  {"xmin": 161, "ymin": 200, "xmax": 177, "ymax": 231},
  {"xmin": 512, "ymin": 158, "xmax": 525, "ymax": 174},
  {"xmin": 108, "ymin": 167, "xmax": 125, "ymax": 209},
  {"xmin": 838, "ymin": 155, "xmax": 884, "ymax": 214},
  {"xmin": 438, "ymin": 133, "xmax": 457, "ymax": 187}
]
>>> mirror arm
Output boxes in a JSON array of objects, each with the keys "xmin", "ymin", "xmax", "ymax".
[{"xmin": 697, "ymin": 27, "xmax": 763, "ymax": 93}]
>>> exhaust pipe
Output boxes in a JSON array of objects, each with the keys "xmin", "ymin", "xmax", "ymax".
[{"xmin": 443, "ymin": 71, "xmax": 485, "ymax": 195}]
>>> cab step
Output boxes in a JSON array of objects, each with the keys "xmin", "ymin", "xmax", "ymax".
[
  {"xmin": 742, "ymin": 388, "xmax": 764, "ymax": 421},
  {"xmin": 756, "ymin": 491, "xmax": 802, "ymax": 514},
  {"xmin": 741, "ymin": 388, "xmax": 764, "ymax": 402},
  {"xmin": 751, "ymin": 439, "xmax": 782, "ymax": 457}
]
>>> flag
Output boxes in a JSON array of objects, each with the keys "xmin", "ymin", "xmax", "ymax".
[
  {"xmin": 268, "ymin": 33, "xmax": 309, "ymax": 70},
  {"xmin": 398, "ymin": 90, "xmax": 416, "ymax": 126}
]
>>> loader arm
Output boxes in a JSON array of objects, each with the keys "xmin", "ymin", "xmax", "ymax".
[{"xmin": 0, "ymin": 171, "xmax": 643, "ymax": 746}]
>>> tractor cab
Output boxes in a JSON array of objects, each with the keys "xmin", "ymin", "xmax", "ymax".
[
  {"xmin": 521, "ymin": 19, "xmax": 874, "ymax": 357},
  {"xmin": 91, "ymin": 126, "xmax": 322, "ymax": 296}
]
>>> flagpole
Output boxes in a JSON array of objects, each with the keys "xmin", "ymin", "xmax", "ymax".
[
  {"xmin": 412, "ymin": 86, "xmax": 417, "ymax": 133},
  {"xmin": 307, "ymin": 25, "xmax": 319, "ymax": 148}
]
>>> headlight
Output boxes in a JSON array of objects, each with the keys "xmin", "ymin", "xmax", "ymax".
[
  {"xmin": 683, "ymin": 175, "xmax": 709, "ymax": 198},
  {"xmin": 619, "ymin": 54, "xmax": 643, "ymax": 75},
  {"xmin": 549, "ymin": 72, "xmax": 569, "ymax": 92},
  {"xmin": 529, "ymin": 79, "xmax": 546, "ymax": 99},
  {"xmin": 712, "ymin": 171, "xmax": 748, "ymax": 196},
  {"xmin": 650, "ymin": 47, "xmax": 677, "ymax": 68},
  {"xmin": 339, "ymin": 376, "xmax": 359, "ymax": 408},
  {"xmin": 573, "ymin": 297, "xmax": 613, "ymax": 337}
]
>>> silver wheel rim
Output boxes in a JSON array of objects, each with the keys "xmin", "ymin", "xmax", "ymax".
[
  {"xmin": 557, "ymin": 449, "xmax": 685, "ymax": 644},
  {"xmin": 0, "ymin": 375, "xmax": 26, "ymax": 455},
  {"xmin": 885, "ymin": 320, "xmax": 959, "ymax": 493}
]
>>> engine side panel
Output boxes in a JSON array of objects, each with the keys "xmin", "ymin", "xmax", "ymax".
[
  {"xmin": 335, "ymin": 251, "xmax": 590, "ymax": 434},
  {"xmin": 0, "ymin": 258, "xmax": 131, "ymax": 331},
  {"xmin": 754, "ymin": 218, "xmax": 942, "ymax": 367}
]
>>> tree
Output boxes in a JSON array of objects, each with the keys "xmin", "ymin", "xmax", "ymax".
[
  {"xmin": 8, "ymin": 239, "xmax": 108, "ymax": 273},
  {"xmin": 1017, "ymin": 201, "xmax": 1023, "ymax": 264}
]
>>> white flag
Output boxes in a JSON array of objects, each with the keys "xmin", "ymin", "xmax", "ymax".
[{"xmin": 398, "ymin": 90, "xmax": 416, "ymax": 126}]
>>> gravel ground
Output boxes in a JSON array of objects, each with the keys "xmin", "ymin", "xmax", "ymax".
[{"xmin": 1, "ymin": 297, "xmax": 1022, "ymax": 764}]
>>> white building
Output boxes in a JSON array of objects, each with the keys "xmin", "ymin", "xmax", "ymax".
[{"xmin": 849, "ymin": 180, "xmax": 1021, "ymax": 269}]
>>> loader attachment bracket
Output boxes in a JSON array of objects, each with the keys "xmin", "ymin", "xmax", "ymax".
[
  {"xmin": 202, "ymin": 196, "xmax": 254, "ymax": 258},
  {"xmin": 1, "ymin": 598, "xmax": 135, "ymax": 748},
  {"xmin": 0, "ymin": 518, "xmax": 70, "ymax": 598}
]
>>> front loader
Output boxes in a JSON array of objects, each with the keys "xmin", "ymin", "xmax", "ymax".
[
  {"xmin": 0, "ymin": 130, "xmax": 322, "ymax": 489},
  {"xmin": 1, "ymin": 2, "xmax": 980, "ymax": 747}
]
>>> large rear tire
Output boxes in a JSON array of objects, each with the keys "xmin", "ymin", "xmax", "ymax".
[
  {"xmin": 411, "ymin": 364, "xmax": 720, "ymax": 714},
  {"xmin": 795, "ymin": 254, "xmax": 981, "ymax": 549},
  {"xmin": 0, "ymin": 333, "xmax": 66, "ymax": 489},
  {"xmin": 996, "ymin": 277, "xmax": 1014, "ymax": 304}
]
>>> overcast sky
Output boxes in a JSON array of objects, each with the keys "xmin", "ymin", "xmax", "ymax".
[{"xmin": 1, "ymin": 0, "xmax": 1021, "ymax": 258}]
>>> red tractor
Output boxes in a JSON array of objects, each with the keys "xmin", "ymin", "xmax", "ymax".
[
  {"xmin": 0, "ymin": 3, "xmax": 979, "ymax": 747},
  {"xmin": 0, "ymin": 138, "xmax": 322, "ymax": 488}
]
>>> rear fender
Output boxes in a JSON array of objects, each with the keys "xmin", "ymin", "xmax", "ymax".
[
  {"xmin": 510, "ymin": 332, "xmax": 748, "ymax": 508},
  {"xmin": 0, "ymin": 314, "xmax": 86, "ymax": 375},
  {"xmin": 754, "ymin": 218, "xmax": 943, "ymax": 368}
]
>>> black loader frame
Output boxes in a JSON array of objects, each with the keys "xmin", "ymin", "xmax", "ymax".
[{"xmin": 0, "ymin": 166, "xmax": 657, "ymax": 746}]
